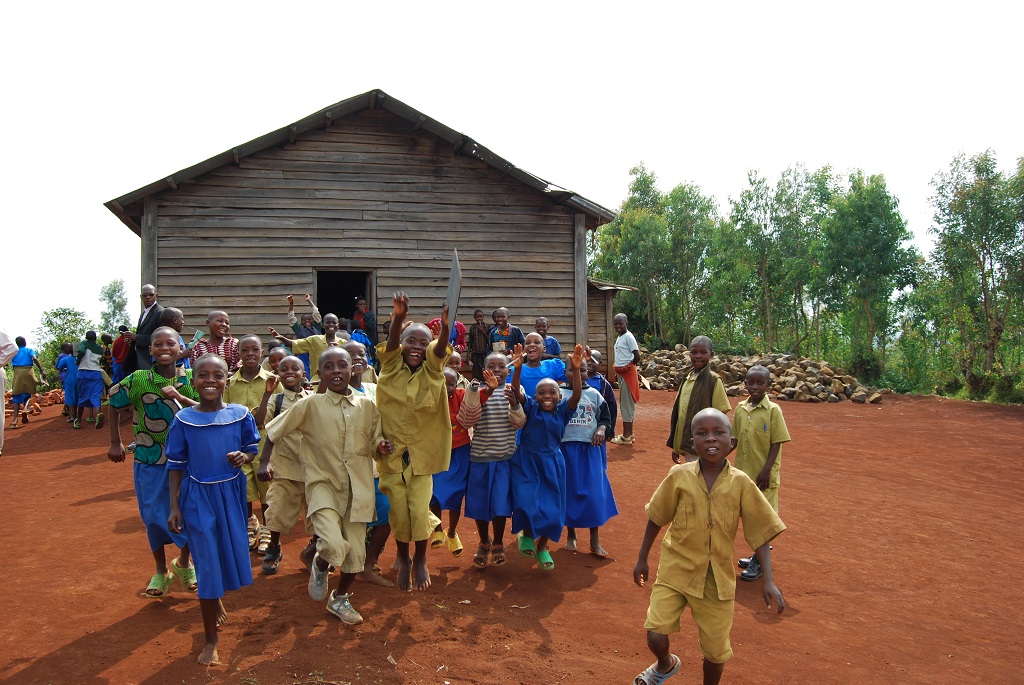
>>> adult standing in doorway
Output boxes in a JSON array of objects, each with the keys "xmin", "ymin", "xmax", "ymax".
[
  {"xmin": 609, "ymin": 313, "xmax": 641, "ymax": 446},
  {"xmin": 123, "ymin": 284, "xmax": 164, "ymax": 373},
  {"xmin": 351, "ymin": 296, "xmax": 377, "ymax": 345},
  {"xmin": 0, "ymin": 327, "xmax": 19, "ymax": 456}
]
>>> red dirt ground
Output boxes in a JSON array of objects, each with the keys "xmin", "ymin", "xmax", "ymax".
[{"xmin": 1, "ymin": 391, "xmax": 1022, "ymax": 685}]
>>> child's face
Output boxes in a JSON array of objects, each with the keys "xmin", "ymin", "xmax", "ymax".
[
  {"xmin": 444, "ymin": 368, "xmax": 458, "ymax": 397},
  {"xmin": 207, "ymin": 313, "xmax": 230, "ymax": 338},
  {"xmin": 300, "ymin": 314, "xmax": 314, "ymax": 328},
  {"xmin": 613, "ymin": 317, "xmax": 627, "ymax": 334},
  {"xmin": 267, "ymin": 348, "xmax": 286, "ymax": 373},
  {"xmin": 474, "ymin": 311, "xmax": 485, "ymax": 325},
  {"xmin": 535, "ymin": 378, "xmax": 561, "ymax": 412},
  {"xmin": 194, "ymin": 358, "xmax": 228, "ymax": 402},
  {"xmin": 690, "ymin": 413, "xmax": 736, "ymax": 466},
  {"xmin": 494, "ymin": 309, "xmax": 509, "ymax": 327},
  {"xmin": 535, "ymin": 319, "xmax": 548, "ymax": 336},
  {"xmin": 447, "ymin": 352, "xmax": 462, "ymax": 371},
  {"xmin": 485, "ymin": 354, "xmax": 509, "ymax": 383},
  {"xmin": 277, "ymin": 357, "xmax": 305, "ymax": 390},
  {"xmin": 323, "ymin": 315, "xmax": 340, "ymax": 336},
  {"xmin": 524, "ymin": 333, "xmax": 544, "ymax": 362},
  {"xmin": 402, "ymin": 327, "xmax": 431, "ymax": 368},
  {"xmin": 689, "ymin": 342, "xmax": 712, "ymax": 371},
  {"xmin": 343, "ymin": 343, "xmax": 367, "ymax": 376},
  {"xmin": 319, "ymin": 349, "xmax": 352, "ymax": 393},
  {"xmin": 150, "ymin": 331, "xmax": 181, "ymax": 368},
  {"xmin": 239, "ymin": 339, "xmax": 262, "ymax": 370},
  {"xmin": 744, "ymin": 372, "xmax": 770, "ymax": 405},
  {"xmin": 586, "ymin": 354, "xmax": 600, "ymax": 377}
]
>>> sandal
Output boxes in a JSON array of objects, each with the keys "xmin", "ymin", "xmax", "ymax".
[
  {"xmin": 73, "ymin": 420, "xmax": 80, "ymax": 429},
  {"xmin": 170, "ymin": 558, "xmax": 198, "ymax": 592},
  {"xmin": 145, "ymin": 572, "xmax": 173, "ymax": 598},
  {"xmin": 262, "ymin": 544, "xmax": 283, "ymax": 575},
  {"xmin": 537, "ymin": 549, "xmax": 554, "ymax": 571},
  {"xmin": 473, "ymin": 542, "xmax": 491, "ymax": 569},
  {"xmin": 430, "ymin": 529, "xmax": 446, "ymax": 549},
  {"xmin": 490, "ymin": 544, "xmax": 506, "ymax": 566},
  {"xmin": 94, "ymin": 413, "xmax": 105, "ymax": 429},
  {"xmin": 518, "ymin": 535, "xmax": 535, "ymax": 557},
  {"xmin": 447, "ymin": 533, "xmax": 464, "ymax": 557},
  {"xmin": 256, "ymin": 526, "xmax": 272, "ymax": 555},
  {"xmin": 247, "ymin": 515, "xmax": 259, "ymax": 551},
  {"xmin": 634, "ymin": 654, "xmax": 681, "ymax": 684}
]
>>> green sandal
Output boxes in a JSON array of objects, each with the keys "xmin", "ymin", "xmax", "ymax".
[
  {"xmin": 518, "ymin": 535, "xmax": 535, "ymax": 557},
  {"xmin": 145, "ymin": 572, "xmax": 173, "ymax": 598},
  {"xmin": 537, "ymin": 549, "xmax": 554, "ymax": 571},
  {"xmin": 170, "ymin": 558, "xmax": 198, "ymax": 592}
]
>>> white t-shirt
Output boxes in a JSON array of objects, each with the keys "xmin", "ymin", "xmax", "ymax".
[{"xmin": 613, "ymin": 330, "xmax": 639, "ymax": 367}]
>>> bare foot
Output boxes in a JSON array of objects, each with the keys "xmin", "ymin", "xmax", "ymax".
[
  {"xmin": 590, "ymin": 543, "xmax": 610, "ymax": 558},
  {"xmin": 390, "ymin": 556, "xmax": 401, "ymax": 572},
  {"xmin": 395, "ymin": 555, "xmax": 412, "ymax": 592},
  {"xmin": 358, "ymin": 567, "xmax": 395, "ymax": 587},
  {"xmin": 564, "ymin": 537, "xmax": 578, "ymax": 552},
  {"xmin": 216, "ymin": 599, "xmax": 228, "ymax": 626},
  {"xmin": 197, "ymin": 642, "xmax": 220, "ymax": 665},
  {"xmin": 413, "ymin": 556, "xmax": 431, "ymax": 591}
]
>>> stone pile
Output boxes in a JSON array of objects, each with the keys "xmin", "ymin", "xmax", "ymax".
[{"xmin": 640, "ymin": 346, "xmax": 886, "ymax": 404}]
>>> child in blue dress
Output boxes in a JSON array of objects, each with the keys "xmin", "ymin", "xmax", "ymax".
[
  {"xmin": 508, "ymin": 342, "xmax": 584, "ymax": 571},
  {"xmin": 56, "ymin": 343, "xmax": 77, "ymax": 422},
  {"xmin": 512, "ymin": 332, "xmax": 567, "ymax": 397},
  {"xmin": 166, "ymin": 353, "xmax": 260, "ymax": 666}
]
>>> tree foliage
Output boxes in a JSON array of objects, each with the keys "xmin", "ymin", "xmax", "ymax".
[
  {"xmin": 99, "ymin": 279, "xmax": 131, "ymax": 333},
  {"xmin": 32, "ymin": 308, "xmax": 94, "ymax": 385}
]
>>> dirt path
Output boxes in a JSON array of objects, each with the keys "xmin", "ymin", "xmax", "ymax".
[{"xmin": 1, "ymin": 392, "xmax": 1021, "ymax": 684}]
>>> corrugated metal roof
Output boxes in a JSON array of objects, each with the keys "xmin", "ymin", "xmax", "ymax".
[
  {"xmin": 105, "ymin": 89, "xmax": 617, "ymax": 234},
  {"xmin": 587, "ymin": 277, "xmax": 638, "ymax": 292}
]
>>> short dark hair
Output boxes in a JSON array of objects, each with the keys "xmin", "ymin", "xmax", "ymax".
[
  {"xmin": 15, "ymin": 336, "xmax": 26, "ymax": 347},
  {"xmin": 746, "ymin": 364, "xmax": 771, "ymax": 382},
  {"xmin": 118, "ymin": 325, "xmax": 129, "ymax": 332}
]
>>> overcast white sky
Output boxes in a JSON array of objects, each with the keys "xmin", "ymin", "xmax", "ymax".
[{"xmin": 2, "ymin": 2, "xmax": 1020, "ymax": 342}]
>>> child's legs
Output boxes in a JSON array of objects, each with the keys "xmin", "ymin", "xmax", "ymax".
[
  {"xmin": 309, "ymin": 508, "xmax": 366, "ymax": 573},
  {"xmin": 134, "ymin": 461, "xmax": 188, "ymax": 567},
  {"xmin": 378, "ymin": 471, "xmax": 411, "ymax": 542},
  {"xmin": 379, "ymin": 467, "xmax": 434, "ymax": 543},
  {"xmin": 491, "ymin": 516, "xmax": 507, "ymax": 545},
  {"xmin": 265, "ymin": 478, "xmax": 304, "ymax": 535},
  {"xmin": 617, "ymin": 378, "xmax": 636, "ymax": 435},
  {"xmin": 474, "ymin": 519, "xmax": 491, "ymax": 543},
  {"xmin": 688, "ymin": 571, "xmax": 735, "ymax": 666},
  {"xmin": 243, "ymin": 460, "xmax": 269, "ymax": 523}
]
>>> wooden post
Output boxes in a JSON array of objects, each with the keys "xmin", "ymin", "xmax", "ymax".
[
  {"xmin": 141, "ymin": 196, "xmax": 158, "ymax": 287},
  {"xmin": 574, "ymin": 213, "xmax": 588, "ymax": 347}
]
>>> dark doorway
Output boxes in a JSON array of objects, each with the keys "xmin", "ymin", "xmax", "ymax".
[{"xmin": 315, "ymin": 270, "xmax": 371, "ymax": 325}]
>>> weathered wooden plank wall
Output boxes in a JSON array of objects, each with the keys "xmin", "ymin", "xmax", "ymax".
[{"xmin": 152, "ymin": 110, "xmax": 582, "ymax": 345}]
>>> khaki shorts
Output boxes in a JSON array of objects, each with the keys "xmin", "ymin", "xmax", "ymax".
[
  {"xmin": 378, "ymin": 463, "xmax": 438, "ymax": 543},
  {"xmin": 265, "ymin": 477, "xmax": 307, "ymax": 533},
  {"xmin": 644, "ymin": 568, "xmax": 734, "ymax": 663},
  {"xmin": 310, "ymin": 507, "xmax": 366, "ymax": 573},
  {"xmin": 243, "ymin": 458, "xmax": 270, "ymax": 503}
]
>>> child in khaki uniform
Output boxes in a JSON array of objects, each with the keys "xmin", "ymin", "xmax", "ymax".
[
  {"xmin": 265, "ymin": 347, "xmax": 393, "ymax": 624},
  {"xmin": 732, "ymin": 365, "xmax": 791, "ymax": 582},
  {"xmin": 375, "ymin": 292, "xmax": 451, "ymax": 593},
  {"xmin": 666, "ymin": 336, "xmax": 731, "ymax": 464},
  {"xmin": 255, "ymin": 354, "xmax": 312, "ymax": 574},
  {"xmin": 634, "ymin": 408, "xmax": 785, "ymax": 685},
  {"xmin": 223, "ymin": 335, "xmax": 275, "ymax": 553}
]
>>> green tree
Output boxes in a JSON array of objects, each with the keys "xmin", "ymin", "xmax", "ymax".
[
  {"xmin": 33, "ymin": 308, "xmax": 94, "ymax": 385},
  {"xmin": 930, "ymin": 151, "xmax": 1023, "ymax": 381},
  {"xmin": 99, "ymin": 279, "xmax": 131, "ymax": 333},
  {"xmin": 730, "ymin": 171, "xmax": 781, "ymax": 350},
  {"xmin": 819, "ymin": 171, "xmax": 918, "ymax": 377},
  {"xmin": 663, "ymin": 182, "xmax": 718, "ymax": 345}
]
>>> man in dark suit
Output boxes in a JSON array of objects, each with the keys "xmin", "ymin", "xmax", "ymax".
[{"xmin": 123, "ymin": 284, "xmax": 164, "ymax": 372}]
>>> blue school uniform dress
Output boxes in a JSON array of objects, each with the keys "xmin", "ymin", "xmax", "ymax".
[
  {"xmin": 10, "ymin": 347, "xmax": 36, "ymax": 405},
  {"xmin": 513, "ymin": 359, "xmax": 567, "ymax": 398},
  {"xmin": 560, "ymin": 386, "xmax": 618, "ymax": 528},
  {"xmin": 511, "ymin": 396, "xmax": 572, "ymax": 542},
  {"xmin": 57, "ymin": 355, "xmax": 78, "ymax": 407},
  {"xmin": 165, "ymin": 404, "xmax": 259, "ymax": 600},
  {"xmin": 465, "ymin": 390, "xmax": 517, "ymax": 521}
]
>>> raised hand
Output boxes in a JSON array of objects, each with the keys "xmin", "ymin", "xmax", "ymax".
[
  {"xmin": 265, "ymin": 375, "xmax": 280, "ymax": 395},
  {"xmin": 392, "ymin": 292, "xmax": 409, "ymax": 320},
  {"xmin": 482, "ymin": 369, "xmax": 500, "ymax": 390},
  {"xmin": 304, "ymin": 293, "xmax": 313, "ymax": 303},
  {"xmin": 287, "ymin": 294, "xmax": 294, "ymax": 306},
  {"xmin": 508, "ymin": 343, "xmax": 525, "ymax": 368},
  {"xmin": 268, "ymin": 327, "xmax": 280, "ymax": 338},
  {"xmin": 440, "ymin": 304, "xmax": 449, "ymax": 328},
  {"xmin": 569, "ymin": 344, "xmax": 586, "ymax": 369},
  {"xmin": 503, "ymin": 384, "xmax": 519, "ymax": 406}
]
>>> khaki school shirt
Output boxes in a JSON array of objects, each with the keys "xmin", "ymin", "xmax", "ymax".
[
  {"xmin": 265, "ymin": 389, "xmax": 381, "ymax": 522},
  {"xmin": 732, "ymin": 396, "xmax": 791, "ymax": 487},
  {"xmin": 225, "ymin": 367, "xmax": 274, "ymax": 448},
  {"xmin": 291, "ymin": 334, "xmax": 349, "ymax": 382},
  {"xmin": 645, "ymin": 460, "xmax": 785, "ymax": 600},
  {"xmin": 672, "ymin": 372, "xmax": 732, "ymax": 454},
  {"xmin": 263, "ymin": 387, "xmax": 312, "ymax": 481},
  {"xmin": 375, "ymin": 339, "xmax": 452, "ymax": 476}
]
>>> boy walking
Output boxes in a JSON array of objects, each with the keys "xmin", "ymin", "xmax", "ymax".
[
  {"xmin": 634, "ymin": 408, "xmax": 785, "ymax": 684},
  {"xmin": 610, "ymin": 313, "xmax": 640, "ymax": 445},
  {"xmin": 732, "ymin": 365, "xmax": 791, "ymax": 581}
]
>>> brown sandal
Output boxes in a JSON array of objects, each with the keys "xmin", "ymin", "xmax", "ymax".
[
  {"xmin": 473, "ymin": 542, "xmax": 491, "ymax": 568},
  {"xmin": 490, "ymin": 544, "xmax": 506, "ymax": 566}
]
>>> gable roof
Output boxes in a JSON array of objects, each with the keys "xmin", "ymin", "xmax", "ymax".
[{"xmin": 105, "ymin": 89, "xmax": 617, "ymax": 234}]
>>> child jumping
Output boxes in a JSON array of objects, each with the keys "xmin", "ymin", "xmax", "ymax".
[
  {"xmin": 509, "ymin": 342, "xmax": 585, "ymax": 571},
  {"xmin": 265, "ymin": 347, "xmax": 393, "ymax": 623},
  {"xmin": 166, "ymin": 353, "xmax": 261, "ymax": 665},
  {"xmin": 108, "ymin": 326, "xmax": 200, "ymax": 599},
  {"xmin": 666, "ymin": 336, "xmax": 731, "ymax": 464},
  {"xmin": 375, "ymin": 292, "xmax": 451, "ymax": 592},
  {"xmin": 732, "ymin": 365, "xmax": 791, "ymax": 582},
  {"xmin": 634, "ymin": 408, "xmax": 785, "ymax": 685}
]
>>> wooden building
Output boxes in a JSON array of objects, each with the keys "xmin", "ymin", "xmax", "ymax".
[{"xmin": 105, "ymin": 89, "xmax": 632, "ymax": 368}]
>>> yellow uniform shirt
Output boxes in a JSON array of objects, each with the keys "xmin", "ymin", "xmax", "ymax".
[
  {"xmin": 672, "ymin": 372, "xmax": 732, "ymax": 454},
  {"xmin": 265, "ymin": 389, "xmax": 381, "ymax": 522},
  {"xmin": 224, "ymin": 367, "xmax": 274, "ymax": 411},
  {"xmin": 263, "ymin": 387, "xmax": 312, "ymax": 482},
  {"xmin": 291, "ymin": 334, "xmax": 350, "ymax": 382},
  {"xmin": 732, "ymin": 396, "xmax": 790, "ymax": 488},
  {"xmin": 645, "ymin": 460, "xmax": 785, "ymax": 600},
  {"xmin": 375, "ymin": 339, "xmax": 452, "ymax": 476}
]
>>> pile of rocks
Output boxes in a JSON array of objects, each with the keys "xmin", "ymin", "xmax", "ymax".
[{"xmin": 640, "ymin": 346, "xmax": 886, "ymax": 404}]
